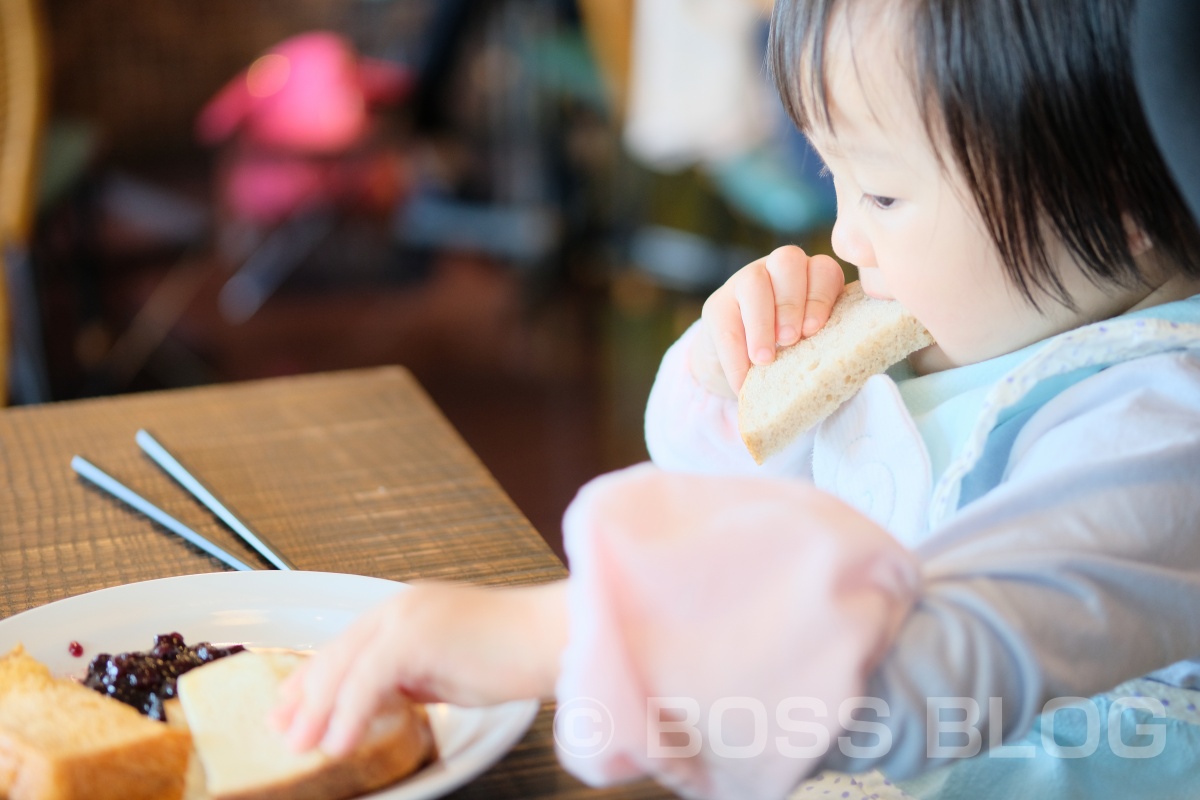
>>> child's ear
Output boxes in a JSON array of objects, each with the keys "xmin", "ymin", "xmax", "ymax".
[{"xmin": 1123, "ymin": 212, "xmax": 1154, "ymax": 256}]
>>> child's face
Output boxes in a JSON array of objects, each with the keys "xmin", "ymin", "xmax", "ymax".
[{"xmin": 804, "ymin": 8, "xmax": 1128, "ymax": 370}]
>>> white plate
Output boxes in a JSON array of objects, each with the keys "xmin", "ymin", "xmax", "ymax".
[{"xmin": 0, "ymin": 571, "xmax": 540, "ymax": 800}]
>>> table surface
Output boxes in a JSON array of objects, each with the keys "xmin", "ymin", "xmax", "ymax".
[{"xmin": 0, "ymin": 367, "xmax": 669, "ymax": 799}]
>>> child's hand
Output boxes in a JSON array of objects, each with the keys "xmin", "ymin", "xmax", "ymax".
[
  {"xmin": 271, "ymin": 581, "xmax": 567, "ymax": 757},
  {"xmin": 690, "ymin": 246, "xmax": 845, "ymax": 397}
]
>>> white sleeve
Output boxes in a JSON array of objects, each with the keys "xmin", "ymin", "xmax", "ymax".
[
  {"xmin": 823, "ymin": 351, "xmax": 1200, "ymax": 777},
  {"xmin": 644, "ymin": 321, "xmax": 816, "ymax": 477}
]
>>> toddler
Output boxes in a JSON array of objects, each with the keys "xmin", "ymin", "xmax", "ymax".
[{"xmin": 275, "ymin": 0, "xmax": 1200, "ymax": 798}]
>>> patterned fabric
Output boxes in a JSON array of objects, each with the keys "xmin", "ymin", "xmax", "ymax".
[
  {"xmin": 929, "ymin": 318, "xmax": 1200, "ymax": 527},
  {"xmin": 797, "ymin": 680, "xmax": 1200, "ymax": 800},
  {"xmin": 791, "ymin": 770, "xmax": 916, "ymax": 799},
  {"xmin": 812, "ymin": 375, "xmax": 931, "ymax": 544}
]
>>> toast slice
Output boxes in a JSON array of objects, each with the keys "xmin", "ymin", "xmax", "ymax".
[
  {"xmin": 0, "ymin": 644, "xmax": 191, "ymax": 800},
  {"xmin": 177, "ymin": 651, "xmax": 435, "ymax": 800},
  {"xmin": 738, "ymin": 281, "xmax": 933, "ymax": 463}
]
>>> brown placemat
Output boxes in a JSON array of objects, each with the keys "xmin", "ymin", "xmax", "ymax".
[{"xmin": 0, "ymin": 367, "xmax": 565, "ymax": 618}]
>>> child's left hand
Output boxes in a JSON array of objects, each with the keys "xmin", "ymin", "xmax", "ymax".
[
  {"xmin": 271, "ymin": 581, "xmax": 567, "ymax": 757},
  {"xmin": 689, "ymin": 245, "xmax": 846, "ymax": 398}
]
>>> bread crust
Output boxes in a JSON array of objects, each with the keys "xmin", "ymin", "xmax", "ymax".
[{"xmin": 216, "ymin": 704, "xmax": 435, "ymax": 800}]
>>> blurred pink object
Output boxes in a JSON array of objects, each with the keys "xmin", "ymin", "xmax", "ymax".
[
  {"xmin": 219, "ymin": 157, "xmax": 327, "ymax": 222},
  {"xmin": 198, "ymin": 32, "xmax": 412, "ymax": 225},
  {"xmin": 198, "ymin": 31, "xmax": 411, "ymax": 153},
  {"xmin": 557, "ymin": 464, "xmax": 918, "ymax": 799}
]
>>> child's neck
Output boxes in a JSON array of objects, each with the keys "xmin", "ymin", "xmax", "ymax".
[{"xmin": 1127, "ymin": 273, "xmax": 1200, "ymax": 312}]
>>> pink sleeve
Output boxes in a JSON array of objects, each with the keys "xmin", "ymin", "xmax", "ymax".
[
  {"xmin": 644, "ymin": 322, "xmax": 816, "ymax": 476},
  {"xmin": 555, "ymin": 464, "xmax": 918, "ymax": 800}
]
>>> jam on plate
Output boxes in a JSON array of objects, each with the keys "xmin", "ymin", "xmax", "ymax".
[{"xmin": 81, "ymin": 632, "xmax": 245, "ymax": 720}]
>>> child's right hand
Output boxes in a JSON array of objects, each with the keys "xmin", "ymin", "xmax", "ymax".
[
  {"xmin": 271, "ymin": 581, "xmax": 566, "ymax": 757},
  {"xmin": 690, "ymin": 245, "xmax": 845, "ymax": 397}
]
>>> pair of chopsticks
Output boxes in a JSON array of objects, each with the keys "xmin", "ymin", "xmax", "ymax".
[{"xmin": 72, "ymin": 430, "xmax": 296, "ymax": 572}]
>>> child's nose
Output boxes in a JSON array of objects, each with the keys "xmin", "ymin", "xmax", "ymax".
[{"xmin": 830, "ymin": 214, "xmax": 876, "ymax": 270}]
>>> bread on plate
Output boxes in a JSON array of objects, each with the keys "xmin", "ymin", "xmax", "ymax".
[
  {"xmin": 1, "ymin": 644, "xmax": 434, "ymax": 800},
  {"xmin": 176, "ymin": 650, "xmax": 435, "ymax": 800},
  {"xmin": 0, "ymin": 644, "xmax": 192, "ymax": 800}
]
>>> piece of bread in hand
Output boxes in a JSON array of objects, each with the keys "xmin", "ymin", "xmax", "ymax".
[
  {"xmin": 176, "ymin": 650, "xmax": 435, "ymax": 800},
  {"xmin": 738, "ymin": 281, "xmax": 933, "ymax": 464},
  {"xmin": 0, "ymin": 644, "xmax": 191, "ymax": 800}
]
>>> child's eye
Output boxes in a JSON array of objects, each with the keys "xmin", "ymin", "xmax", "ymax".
[{"xmin": 862, "ymin": 194, "xmax": 897, "ymax": 210}]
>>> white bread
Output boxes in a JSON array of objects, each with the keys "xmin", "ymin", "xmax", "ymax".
[
  {"xmin": 0, "ymin": 644, "xmax": 191, "ymax": 800},
  {"xmin": 176, "ymin": 651, "xmax": 435, "ymax": 800},
  {"xmin": 738, "ymin": 281, "xmax": 933, "ymax": 463}
]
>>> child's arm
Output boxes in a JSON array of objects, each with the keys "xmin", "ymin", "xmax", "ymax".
[
  {"xmin": 644, "ymin": 245, "xmax": 844, "ymax": 474},
  {"xmin": 273, "ymin": 581, "xmax": 567, "ymax": 756}
]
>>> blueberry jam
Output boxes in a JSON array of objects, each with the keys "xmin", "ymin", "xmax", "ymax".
[{"xmin": 81, "ymin": 633, "xmax": 245, "ymax": 720}]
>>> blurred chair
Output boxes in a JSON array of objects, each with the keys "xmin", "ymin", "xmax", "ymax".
[{"xmin": 0, "ymin": 0, "xmax": 50, "ymax": 405}]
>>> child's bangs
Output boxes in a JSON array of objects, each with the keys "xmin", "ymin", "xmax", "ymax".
[
  {"xmin": 768, "ymin": 0, "xmax": 923, "ymax": 139},
  {"xmin": 768, "ymin": 0, "xmax": 839, "ymax": 135}
]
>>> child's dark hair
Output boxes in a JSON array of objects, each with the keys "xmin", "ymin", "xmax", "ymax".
[{"xmin": 769, "ymin": 0, "xmax": 1200, "ymax": 308}]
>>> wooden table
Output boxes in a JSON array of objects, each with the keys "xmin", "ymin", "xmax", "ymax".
[{"xmin": 0, "ymin": 367, "xmax": 670, "ymax": 799}]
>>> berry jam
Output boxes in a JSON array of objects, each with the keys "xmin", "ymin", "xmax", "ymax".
[
  {"xmin": 68, "ymin": 641, "xmax": 84, "ymax": 657},
  {"xmin": 81, "ymin": 632, "xmax": 245, "ymax": 720}
]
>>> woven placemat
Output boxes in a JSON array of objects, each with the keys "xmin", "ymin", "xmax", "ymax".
[{"xmin": 0, "ymin": 367, "xmax": 565, "ymax": 618}]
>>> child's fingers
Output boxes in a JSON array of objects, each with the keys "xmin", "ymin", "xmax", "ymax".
[
  {"xmin": 284, "ymin": 604, "xmax": 388, "ymax": 751},
  {"xmin": 694, "ymin": 247, "xmax": 837, "ymax": 397},
  {"xmin": 801, "ymin": 255, "xmax": 846, "ymax": 336},
  {"xmin": 318, "ymin": 640, "xmax": 406, "ymax": 757},
  {"xmin": 285, "ymin": 660, "xmax": 354, "ymax": 751},
  {"xmin": 270, "ymin": 662, "xmax": 310, "ymax": 731},
  {"xmin": 702, "ymin": 292, "xmax": 752, "ymax": 396},
  {"xmin": 762, "ymin": 246, "xmax": 810, "ymax": 346},
  {"xmin": 687, "ymin": 328, "xmax": 738, "ymax": 399},
  {"xmin": 732, "ymin": 259, "xmax": 779, "ymax": 366}
]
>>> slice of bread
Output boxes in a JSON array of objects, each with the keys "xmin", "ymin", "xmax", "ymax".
[
  {"xmin": 177, "ymin": 651, "xmax": 435, "ymax": 800},
  {"xmin": 0, "ymin": 644, "xmax": 191, "ymax": 800},
  {"xmin": 738, "ymin": 281, "xmax": 933, "ymax": 463}
]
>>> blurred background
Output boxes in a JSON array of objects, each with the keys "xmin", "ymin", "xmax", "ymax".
[{"xmin": 1, "ymin": 0, "xmax": 835, "ymax": 560}]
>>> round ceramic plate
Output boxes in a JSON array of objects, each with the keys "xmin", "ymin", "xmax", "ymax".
[{"xmin": 0, "ymin": 570, "xmax": 540, "ymax": 800}]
